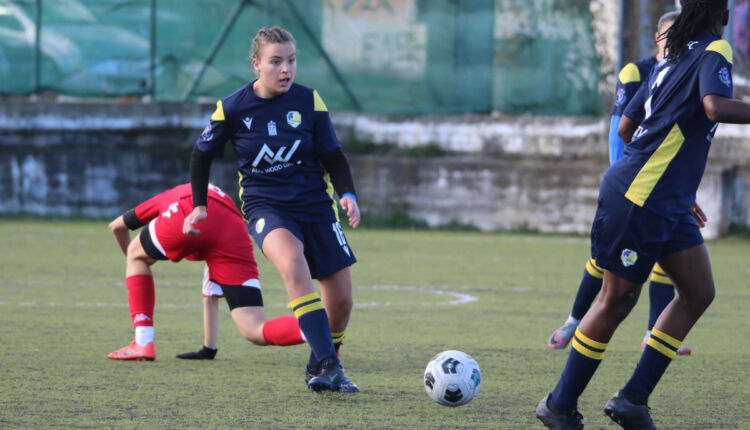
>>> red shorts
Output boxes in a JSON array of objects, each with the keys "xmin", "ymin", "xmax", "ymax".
[{"xmin": 146, "ymin": 198, "xmax": 259, "ymax": 286}]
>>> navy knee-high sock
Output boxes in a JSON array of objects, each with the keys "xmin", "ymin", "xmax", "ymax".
[
  {"xmin": 570, "ymin": 258, "xmax": 604, "ymax": 320},
  {"xmin": 550, "ymin": 328, "xmax": 608, "ymax": 410},
  {"xmin": 291, "ymin": 292, "xmax": 337, "ymax": 371},
  {"xmin": 647, "ymin": 266, "xmax": 674, "ymax": 331},
  {"xmin": 623, "ymin": 328, "xmax": 680, "ymax": 405}
]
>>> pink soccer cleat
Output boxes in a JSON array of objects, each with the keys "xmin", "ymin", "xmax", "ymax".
[
  {"xmin": 547, "ymin": 322, "xmax": 578, "ymax": 349},
  {"xmin": 108, "ymin": 340, "xmax": 156, "ymax": 361}
]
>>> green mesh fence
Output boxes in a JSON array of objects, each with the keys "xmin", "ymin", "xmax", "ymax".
[{"xmin": 0, "ymin": 0, "xmax": 604, "ymax": 115}]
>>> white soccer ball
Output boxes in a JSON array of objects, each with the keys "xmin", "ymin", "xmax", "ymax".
[{"xmin": 423, "ymin": 350, "xmax": 481, "ymax": 407}]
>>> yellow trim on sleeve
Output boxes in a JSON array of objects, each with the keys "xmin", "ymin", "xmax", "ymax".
[
  {"xmin": 651, "ymin": 328, "xmax": 682, "ymax": 348},
  {"xmin": 313, "ymin": 90, "xmax": 328, "ymax": 112},
  {"xmin": 625, "ymin": 124, "xmax": 685, "ymax": 206},
  {"xmin": 618, "ymin": 63, "xmax": 641, "ymax": 84},
  {"xmin": 211, "ymin": 100, "xmax": 225, "ymax": 121},
  {"xmin": 706, "ymin": 40, "xmax": 733, "ymax": 64}
]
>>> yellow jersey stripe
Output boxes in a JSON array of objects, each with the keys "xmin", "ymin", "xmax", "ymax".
[
  {"xmin": 211, "ymin": 100, "xmax": 225, "ymax": 121},
  {"xmin": 625, "ymin": 124, "xmax": 685, "ymax": 206},
  {"xmin": 237, "ymin": 171, "xmax": 245, "ymax": 216},
  {"xmin": 571, "ymin": 338, "xmax": 605, "ymax": 360},
  {"xmin": 585, "ymin": 258, "xmax": 604, "ymax": 279},
  {"xmin": 574, "ymin": 328, "xmax": 609, "ymax": 350},
  {"xmin": 706, "ymin": 40, "xmax": 733, "ymax": 64},
  {"xmin": 290, "ymin": 292, "xmax": 320, "ymax": 309},
  {"xmin": 651, "ymin": 328, "xmax": 682, "ymax": 348},
  {"xmin": 313, "ymin": 90, "xmax": 328, "ymax": 112},
  {"xmin": 647, "ymin": 337, "xmax": 677, "ymax": 359},
  {"xmin": 618, "ymin": 63, "xmax": 641, "ymax": 84},
  {"xmin": 322, "ymin": 171, "xmax": 340, "ymax": 221},
  {"xmin": 293, "ymin": 301, "xmax": 325, "ymax": 318}
]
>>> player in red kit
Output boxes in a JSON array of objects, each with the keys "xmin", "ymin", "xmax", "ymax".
[{"xmin": 107, "ymin": 183, "xmax": 305, "ymax": 361}]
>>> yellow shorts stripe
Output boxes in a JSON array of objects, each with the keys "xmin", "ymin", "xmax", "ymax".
[
  {"xmin": 585, "ymin": 258, "xmax": 604, "ymax": 279},
  {"xmin": 651, "ymin": 328, "xmax": 682, "ymax": 348},
  {"xmin": 293, "ymin": 301, "xmax": 325, "ymax": 318},
  {"xmin": 571, "ymin": 337, "xmax": 605, "ymax": 360},
  {"xmin": 647, "ymin": 337, "xmax": 677, "ymax": 359},
  {"xmin": 574, "ymin": 328, "xmax": 608, "ymax": 350},
  {"xmin": 290, "ymin": 292, "xmax": 320, "ymax": 309}
]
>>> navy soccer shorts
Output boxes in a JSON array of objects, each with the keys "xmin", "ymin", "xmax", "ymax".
[
  {"xmin": 246, "ymin": 207, "xmax": 356, "ymax": 279},
  {"xmin": 590, "ymin": 190, "xmax": 704, "ymax": 284}
]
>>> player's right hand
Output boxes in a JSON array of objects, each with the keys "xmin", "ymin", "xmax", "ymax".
[{"xmin": 183, "ymin": 206, "xmax": 207, "ymax": 236}]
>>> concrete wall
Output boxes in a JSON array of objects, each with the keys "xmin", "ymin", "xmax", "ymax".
[{"xmin": 2, "ymin": 101, "xmax": 749, "ymax": 239}]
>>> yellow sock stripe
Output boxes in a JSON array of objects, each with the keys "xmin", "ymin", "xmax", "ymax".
[
  {"xmin": 649, "ymin": 270, "xmax": 672, "ymax": 284},
  {"xmin": 574, "ymin": 328, "xmax": 608, "ymax": 350},
  {"xmin": 331, "ymin": 331, "xmax": 345, "ymax": 344},
  {"xmin": 293, "ymin": 301, "xmax": 324, "ymax": 318},
  {"xmin": 651, "ymin": 328, "xmax": 682, "ymax": 348},
  {"xmin": 289, "ymin": 292, "xmax": 320, "ymax": 309},
  {"xmin": 571, "ymin": 337, "xmax": 605, "ymax": 360},
  {"xmin": 570, "ymin": 328, "xmax": 608, "ymax": 360},
  {"xmin": 585, "ymin": 258, "xmax": 604, "ymax": 279},
  {"xmin": 646, "ymin": 337, "xmax": 677, "ymax": 359}
]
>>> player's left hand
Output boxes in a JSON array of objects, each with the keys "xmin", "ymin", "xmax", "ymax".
[
  {"xmin": 690, "ymin": 202, "xmax": 707, "ymax": 228},
  {"xmin": 340, "ymin": 195, "xmax": 360, "ymax": 229}
]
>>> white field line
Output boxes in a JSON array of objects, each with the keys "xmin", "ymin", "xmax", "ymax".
[{"xmin": 0, "ymin": 285, "xmax": 479, "ymax": 309}]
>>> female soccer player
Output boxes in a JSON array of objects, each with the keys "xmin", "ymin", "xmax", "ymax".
[
  {"xmin": 107, "ymin": 183, "xmax": 305, "ymax": 361},
  {"xmin": 547, "ymin": 11, "xmax": 695, "ymax": 357},
  {"xmin": 184, "ymin": 26, "xmax": 360, "ymax": 392},
  {"xmin": 537, "ymin": 2, "xmax": 750, "ymax": 428}
]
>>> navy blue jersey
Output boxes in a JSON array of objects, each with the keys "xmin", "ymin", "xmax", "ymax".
[
  {"xmin": 196, "ymin": 81, "xmax": 341, "ymax": 223},
  {"xmin": 605, "ymin": 33, "xmax": 733, "ymax": 220},
  {"xmin": 610, "ymin": 56, "xmax": 658, "ymax": 116}
]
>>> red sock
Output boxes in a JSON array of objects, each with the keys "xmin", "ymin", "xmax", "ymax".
[
  {"xmin": 126, "ymin": 274, "xmax": 154, "ymax": 328},
  {"xmin": 262, "ymin": 315, "xmax": 305, "ymax": 346}
]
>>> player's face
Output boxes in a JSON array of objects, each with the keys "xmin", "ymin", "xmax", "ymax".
[{"xmin": 253, "ymin": 42, "xmax": 297, "ymax": 98}]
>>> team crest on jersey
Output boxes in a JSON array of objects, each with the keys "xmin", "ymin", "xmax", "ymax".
[
  {"xmin": 267, "ymin": 121, "xmax": 277, "ymax": 136},
  {"xmin": 687, "ymin": 41, "xmax": 699, "ymax": 50},
  {"xmin": 719, "ymin": 67, "xmax": 731, "ymax": 87},
  {"xmin": 286, "ymin": 111, "xmax": 301, "ymax": 128},
  {"xmin": 620, "ymin": 249, "xmax": 638, "ymax": 267},
  {"xmin": 615, "ymin": 88, "xmax": 626, "ymax": 105},
  {"xmin": 255, "ymin": 218, "xmax": 265, "ymax": 234}
]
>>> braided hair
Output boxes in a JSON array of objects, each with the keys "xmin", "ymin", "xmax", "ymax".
[{"xmin": 665, "ymin": 0, "xmax": 728, "ymax": 62}]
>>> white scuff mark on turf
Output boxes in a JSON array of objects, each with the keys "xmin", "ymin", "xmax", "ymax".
[{"xmin": 355, "ymin": 285, "xmax": 478, "ymax": 307}]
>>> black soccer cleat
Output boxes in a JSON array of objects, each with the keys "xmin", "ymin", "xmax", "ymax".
[
  {"xmin": 176, "ymin": 346, "xmax": 217, "ymax": 360},
  {"xmin": 536, "ymin": 393, "xmax": 584, "ymax": 430},
  {"xmin": 306, "ymin": 358, "xmax": 359, "ymax": 393},
  {"xmin": 603, "ymin": 390, "xmax": 656, "ymax": 430}
]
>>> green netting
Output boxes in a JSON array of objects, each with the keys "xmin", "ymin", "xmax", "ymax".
[{"xmin": 0, "ymin": 0, "xmax": 604, "ymax": 115}]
